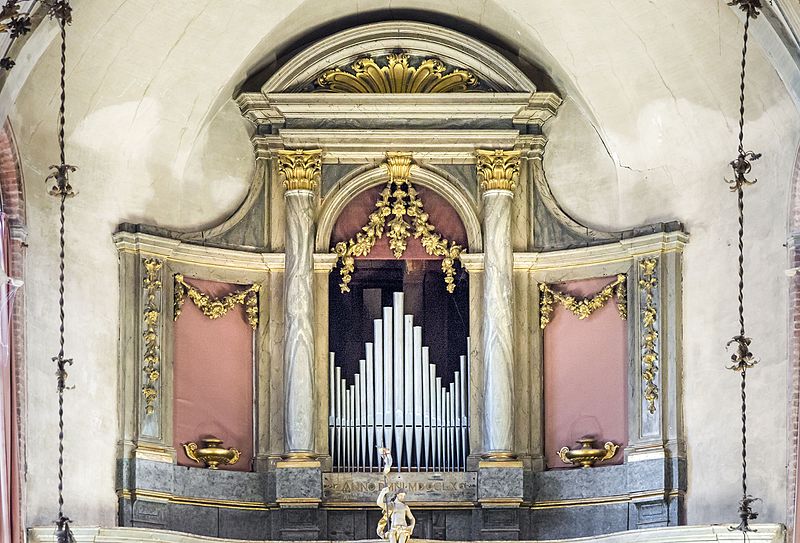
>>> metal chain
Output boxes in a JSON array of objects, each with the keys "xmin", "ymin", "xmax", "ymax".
[
  {"xmin": 43, "ymin": 1, "xmax": 76, "ymax": 541},
  {"xmin": 725, "ymin": 0, "xmax": 762, "ymax": 533}
]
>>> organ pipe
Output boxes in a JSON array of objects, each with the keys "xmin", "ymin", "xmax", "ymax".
[{"xmin": 329, "ymin": 292, "xmax": 469, "ymax": 471}]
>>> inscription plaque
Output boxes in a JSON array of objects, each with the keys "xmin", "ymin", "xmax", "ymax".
[{"xmin": 322, "ymin": 472, "xmax": 477, "ymax": 503}]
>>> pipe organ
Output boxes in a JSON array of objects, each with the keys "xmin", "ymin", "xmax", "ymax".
[{"xmin": 329, "ymin": 292, "xmax": 470, "ymax": 472}]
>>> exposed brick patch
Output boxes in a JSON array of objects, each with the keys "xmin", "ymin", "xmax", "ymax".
[
  {"xmin": 787, "ymin": 146, "xmax": 800, "ymax": 542},
  {"xmin": 0, "ymin": 120, "xmax": 25, "ymax": 543}
]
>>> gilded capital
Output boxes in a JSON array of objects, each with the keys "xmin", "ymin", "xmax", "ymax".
[
  {"xmin": 278, "ymin": 149, "xmax": 322, "ymax": 191},
  {"xmin": 476, "ymin": 149, "xmax": 521, "ymax": 192},
  {"xmin": 385, "ymin": 152, "xmax": 413, "ymax": 183}
]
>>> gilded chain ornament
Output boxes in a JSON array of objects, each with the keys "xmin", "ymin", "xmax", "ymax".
[
  {"xmin": 277, "ymin": 149, "xmax": 322, "ymax": 191},
  {"xmin": 316, "ymin": 53, "xmax": 478, "ymax": 93},
  {"xmin": 141, "ymin": 258, "xmax": 162, "ymax": 415},
  {"xmin": 639, "ymin": 258, "xmax": 659, "ymax": 414},
  {"xmin": 333, "ymin": 153, "xmax": 464, "ymax": 293},
  {"xmin": 539, "ymin": 274, "xmax": 627, "ymax": 329},
  {"xmin": 173, "ymin": 274, "xmax": 260, "ymax": 330}
]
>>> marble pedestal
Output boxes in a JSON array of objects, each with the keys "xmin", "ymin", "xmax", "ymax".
[
  {"xmin": 477, "ymin": 460, "xmax": 524, "ymax": 539},
  {"xmin": 275, "ymin": 460, "xmax": 322, "ymax": 539}
]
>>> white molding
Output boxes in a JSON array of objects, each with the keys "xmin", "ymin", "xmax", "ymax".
[
  {"xmin": 113, "ymin": 231, "xmax": 344, "ymax": 272},
  {"xmin": 276, "ymin": 128, "xmax": 524, "ymax": 163},
  {"xmin": 261, "ymin": 21, "xmax": 537, "ymax": 93},
  {"xmin": 512, "ymin": 232, "xmax": 690, "ymax": 272}
]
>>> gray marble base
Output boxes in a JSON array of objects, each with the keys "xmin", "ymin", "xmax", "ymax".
[
  {"xmin": 478, "ymin": 463, "xmax": 524, "ymax": 501},
  {"xmin": 276, "ymin": 464, "xmax": 322, "ymax": 501},
  {"xmin": 117, "ymin": 457, "xmax": 684, "ymax": 540}
]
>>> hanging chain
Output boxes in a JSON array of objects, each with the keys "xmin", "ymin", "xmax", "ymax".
[
  {"xmin": 43, "ymin": 1, "xmax": 76, "ymax": 542},
  {"xmin": 725, "ymin": 0, "xmax": 762, "ymax": 533}
]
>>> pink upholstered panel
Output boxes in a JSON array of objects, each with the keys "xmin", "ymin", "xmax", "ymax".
[
  {"xmin": 331, "ymin": 185, "xmax": 468, "ymax": 259},
  {"xmin": 543, "ymin": 276, "xmax": 628, "ymax": 469},
  {"xmin": 173, "ymin": 278, "xmax": 254, "ymax": 471}
]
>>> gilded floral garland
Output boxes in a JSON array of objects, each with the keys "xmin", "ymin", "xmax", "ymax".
[
  {"xmin": 333, "ymin": 153, "xmax": 464, "ymax": 293},
  {"xmin": 639, "ymin": 258, "xmax": 659, "ymax": 414},
  {"xmin": 173, "ymin": 274, "xmax": 260, "ymax": 330},
  {"xmin": 142, "ymin": 258, "xmax": 162, "ymax": 415},
  {"xmin": 539, "ymin": 274, "xmax": 627, "ymax": 329}
]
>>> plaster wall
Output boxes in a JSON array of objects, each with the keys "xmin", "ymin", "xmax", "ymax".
[{"xmin": 4, "ymin": 0, "xmax": 798, "ymax": 532}]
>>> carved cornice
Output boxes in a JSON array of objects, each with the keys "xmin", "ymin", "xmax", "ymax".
[
  {"xmin": 315, "ymin": 53, "xmax": 479, "ymax": 93},
  {"xmin": 477, "ymin": 149, "xmax": 522, "ymax": 192},
  {"xmin": 277, "ymin": 149, "xmax": 322, "ymax": 191}
]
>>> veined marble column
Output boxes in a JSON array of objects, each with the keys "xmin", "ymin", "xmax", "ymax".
[
  {"xmin": 278, "ymin": 149, "xmax": 322, "ymax": 457},
  {"xmin": 477, "ymin": 149, "xmax": 521, "ymax": 458}
]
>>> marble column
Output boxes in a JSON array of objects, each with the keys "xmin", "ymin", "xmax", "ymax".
[
  {"xmin": 477, "ymin": 149, "xmax": 521, "ymax": 458},
  {"xmin": 278, "ymin": 149, "xmax": 322, "ymax": 457}
]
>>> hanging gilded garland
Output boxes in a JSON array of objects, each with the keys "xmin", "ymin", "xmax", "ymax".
[
  {"xmin": 539, "ymin": 274, "xmax": 627, "ymax": 329},
  {"xmin": 333, "ymin": 153, "xmax": 464, "ymax": 294},
  {"xmin": 173, "ymin": 274, "xmax": 260, "ymax": 330}
]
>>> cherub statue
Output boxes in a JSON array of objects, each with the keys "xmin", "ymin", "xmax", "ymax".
[
  {"xmin": 375, "ymin": 447, "xmax": 415, "ymax": 543},
  {"xmin": 377, "ymin": 487, "xmax": 415, "ymax": 543}
]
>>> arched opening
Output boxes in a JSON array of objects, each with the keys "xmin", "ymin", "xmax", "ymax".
[{"xmin": 327, "ymin": 181, "xmax": 470, "ymax": 472}]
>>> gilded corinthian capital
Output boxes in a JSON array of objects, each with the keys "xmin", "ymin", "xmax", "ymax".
[
  {"xmin": 277, "ymin": 149, "xmax": 322, "ymax": 191},
  {"xmin": 476, "ymin": 149, "xmax": 521, "ymax": 192}
]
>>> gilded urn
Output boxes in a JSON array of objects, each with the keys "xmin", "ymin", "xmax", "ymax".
[
  {"xmin": 558, "ymin": 437, "xmax": 619, "ymax": 469},
  {"xmin": 183, "ymin": 437, "xmax": 241, "ymax": 469}
]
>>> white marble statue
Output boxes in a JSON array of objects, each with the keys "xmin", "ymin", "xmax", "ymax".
[
  {"xmin": 376, "ymin": 447, "xmax": 415, "ymax": 543},
  {"xmin": 377, "ymin": 487, "xmax": 415, "ymax": 543}
]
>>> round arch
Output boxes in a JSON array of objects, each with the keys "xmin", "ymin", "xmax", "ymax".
[
  {"xmin": 262, "ymin": 20, "xmax": 536, "ymax": 93},
  {"xmin": 316, "ymin": 163, "xmax": 482, "ymax": 253}
]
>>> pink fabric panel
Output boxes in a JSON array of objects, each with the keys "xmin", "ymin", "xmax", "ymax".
[
  {"xmin": 543, "ymin": 276, "xmax": 628, "ymax": 469},
  {"xmin": 173, "ymin": 278, "xmax": 254, "ymax": 471},
  {"xmin": 331, "ymin": 185, "xmax": 468, "ymax": 260}
]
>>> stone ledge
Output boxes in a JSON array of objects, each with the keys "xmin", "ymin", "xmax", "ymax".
[{"xmin": 28, "ymin": 524, "xmax": 786, "ymax": 542}]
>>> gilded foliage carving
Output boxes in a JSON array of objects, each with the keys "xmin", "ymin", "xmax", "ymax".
[
  {"xmin": 476, "ymin": 149, "xmax": 521, "ymax": 192},
  {"xmin": 142, "ymin": 258, "xmax": 162, "ymax": 415},
  {"xmin": 316, "ymin": 53, "xmax": 478, "ymax": 93},
  {"xmin": 539, "ymin": 274, "xmax": 628, "ymax": 329},
  {"xmin": 333, "ymin": 153, "xmax": 464, "ymax": 294},
  {"xmin": 173, "ymin": 274, "xmax": 260, "ymax": 330},
  {"xmin": 639, "ymin": 258, "xmax": 659, "ymax": 414},
  {"xmin": 277, "ymin": 149, "xmax": 322, "ymax": 191}
]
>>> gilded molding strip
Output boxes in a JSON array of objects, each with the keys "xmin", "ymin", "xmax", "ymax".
[
  {"xmin": 639, "ymin": 258, "xmax": 660, "ymax": 414},
  {"xmin": 141, "ymin": 258, "xmax": 162, "ymax": 415},
  {"xmin": 333, "ymin": 153, "xmax": 464, "ymax": 293},
  {"xmin": 118, "ymin": 489, "xmax": 272, "ymax": 511},
  {"xmin": 173, "ymin": 274, "xmax": 260, "ymax": 330},
  {"xmin": 539, "ymin": 274, "xmax": 627, "ymax": 329},
  {"xmin": 316, "ymin": 53, "xmax": 478, "ymax": 93}
]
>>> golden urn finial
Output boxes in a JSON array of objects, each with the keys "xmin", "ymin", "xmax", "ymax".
[
  {"xmin": 476, "ymin": 149, "xmax": 522, "ymax": 192},
  {"xmin": 558, "ymin": 437, "xmax": 619, "ymax": 469},
  {"xmin": 183, "ymin": 437, "xmax": 241, "ymax": 470},
  {"xmin": 277, "ymin": 149, "xmax": 322, "ymax": 191}
]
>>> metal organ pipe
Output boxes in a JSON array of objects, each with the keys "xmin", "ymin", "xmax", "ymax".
[
  {"xmin": 413, "ymin": 328, "xmax": 423, "ymax": 472},
  {"xmin": 329, "ymin": 293, "xmax": 470, "ymax": 471}
]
